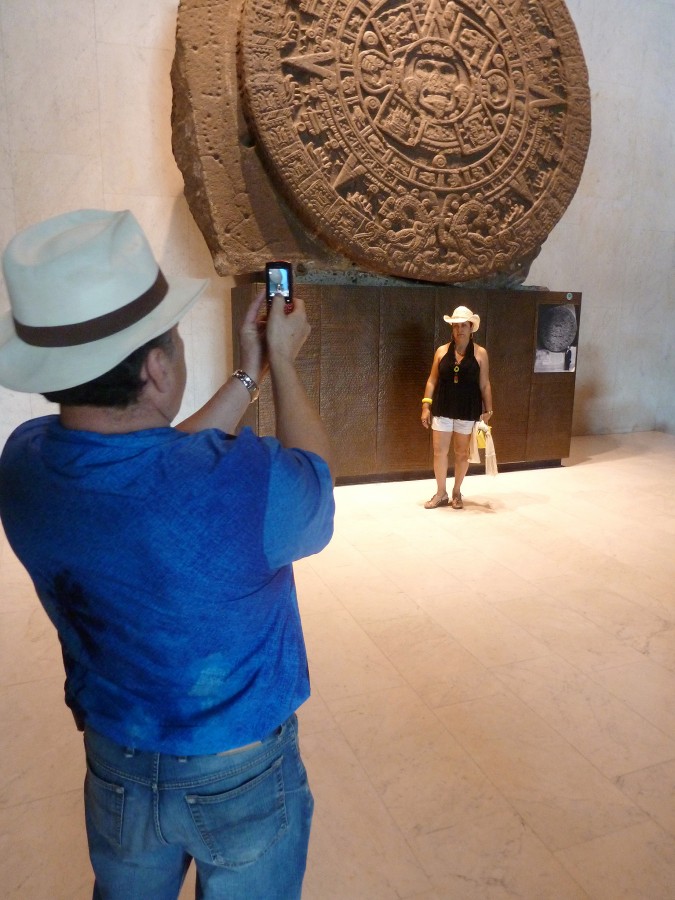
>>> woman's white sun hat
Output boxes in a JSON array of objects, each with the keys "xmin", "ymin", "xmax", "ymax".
[
  {"xmin": 443, "ymin": 305, "xmax": 480, "ymax": 333},
  {"xmin": 0, "ymin": 209, "xmax": 208, "ymax": 393}
]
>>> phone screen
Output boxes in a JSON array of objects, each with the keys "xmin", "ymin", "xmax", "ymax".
[
  {"xmin": 267, "ymin": 266, "xmax": 289, "ymax": 299},
  {"xmin": 265, "ymin": 261, "xmax": 294, "ymax": 311}
]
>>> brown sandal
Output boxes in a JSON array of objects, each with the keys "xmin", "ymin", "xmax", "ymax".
[
  {"xmin": 424, "ymin": 492, "xmax": 449, "ymax": 509},
  {"xmin": 451, "ymin": 493, "xmax": 463, "ymax": 509}
]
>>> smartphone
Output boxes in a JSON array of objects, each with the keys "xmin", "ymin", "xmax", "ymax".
[{"xmin": 265, "ymin": 261, "xmax": 294, "ymax": 313}]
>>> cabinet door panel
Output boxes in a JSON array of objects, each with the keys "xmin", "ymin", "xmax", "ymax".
[
  {"xmin": 378, "ymin": 293, "xmax": 435, "ymax": 471},
  {"xmin": 320, "ymin": 287, "xmax": 379, "ymax": 477}
]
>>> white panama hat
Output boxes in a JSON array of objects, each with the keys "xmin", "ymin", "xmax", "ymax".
[
  {"xmin": 0, "ymin": 209, "xmax": 207, "ymax": 393},
  {"xmin": 443, "ymin": 305, "xmax": 480, "ymax": 333}
]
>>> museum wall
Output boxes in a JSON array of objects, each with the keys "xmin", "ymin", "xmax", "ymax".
[{"xmin": 0, "ymin": 0, "xmax": 672, "ymax": 447}]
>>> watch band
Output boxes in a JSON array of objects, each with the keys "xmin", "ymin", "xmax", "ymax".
[{"xmin": 231, "ymin": 369, "xmax": 259, "ymax": 402}]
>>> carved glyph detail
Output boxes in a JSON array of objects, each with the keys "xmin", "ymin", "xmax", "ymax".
[{"xmin": 240, "ymin": 0, "xmax": 590, "ymax": 282}]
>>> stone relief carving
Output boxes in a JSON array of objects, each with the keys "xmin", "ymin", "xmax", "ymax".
[{"xmin": 172, "ymin": 0, "xmax": 590, "ymax": 284}]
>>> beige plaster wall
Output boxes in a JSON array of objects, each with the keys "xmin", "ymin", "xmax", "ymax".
[{"xmin": 0, "ymin": 0, "xmax": 673, "ymax": 444}]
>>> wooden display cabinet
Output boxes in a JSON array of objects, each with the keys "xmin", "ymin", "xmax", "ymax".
[{"xmin": 231, "ymin": 284, "xmax": 581, "ymax": 484}]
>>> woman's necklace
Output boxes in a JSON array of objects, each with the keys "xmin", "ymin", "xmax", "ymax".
[{"xmin": 453, "ymin": 344, "xmax": 467, "ymax": 383}]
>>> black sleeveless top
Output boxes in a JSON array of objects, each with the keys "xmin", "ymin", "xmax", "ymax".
[{"xmin": 432, "ymin": 340, "xmax": 483, "ymax": 421}]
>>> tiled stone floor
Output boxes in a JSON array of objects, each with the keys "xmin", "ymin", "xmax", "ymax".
[{"xmin": 2, "ymin": 431, "xmax": 675, "ymax": 899}]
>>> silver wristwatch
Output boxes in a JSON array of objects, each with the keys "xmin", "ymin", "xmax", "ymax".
[{"xmin": 231, "ymin": 369, "xmax": 259, "ymax": 402}]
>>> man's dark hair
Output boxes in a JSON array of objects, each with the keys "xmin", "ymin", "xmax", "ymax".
[{"xmin": 42, "ymin": 330, "xmax": 174, "ymax": 408}]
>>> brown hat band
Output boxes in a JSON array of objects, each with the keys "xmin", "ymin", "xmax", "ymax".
[{"xmin": 13, "ymin": 269, "xmax": 169, "ymax": 348}]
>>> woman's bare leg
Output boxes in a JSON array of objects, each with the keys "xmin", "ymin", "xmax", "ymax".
[
  {"xmin": 451, "ymin": 431, "xmax": 472, "ymax": 502},
  {"xmin": 431, "ymin": 429, "xmax": 453, "ymax": 499}
]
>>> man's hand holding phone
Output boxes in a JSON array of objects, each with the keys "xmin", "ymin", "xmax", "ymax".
[
  {"xmin": 261, "ymin": 261, "xmax": 331, "ymax": 473},
  {"xmin": 263, "ymin": 258, "xmax": 310, "ymax": 366},
  {"xmin": 266, "ymin": 292, "xmax": 310, "ymax": 366}
]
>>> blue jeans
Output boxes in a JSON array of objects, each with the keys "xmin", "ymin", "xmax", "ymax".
[{"xmin": 83, "ymin": 715, "xmax": 313, "ymax": 899}]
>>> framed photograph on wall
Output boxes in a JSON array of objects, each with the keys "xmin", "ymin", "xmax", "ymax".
[{"xmin": 534, "ymin": 299, "xmax": 580, "ymax": 373}]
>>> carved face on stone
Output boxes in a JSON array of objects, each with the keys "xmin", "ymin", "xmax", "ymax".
[{"xmin": 402, "ymin": 42, "xmax": 471, "ymax": 120}]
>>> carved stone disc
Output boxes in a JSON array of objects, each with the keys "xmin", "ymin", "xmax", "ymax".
[{"xmin": 240, "ymin": 0, "xmax": 590, "ymax": 283}]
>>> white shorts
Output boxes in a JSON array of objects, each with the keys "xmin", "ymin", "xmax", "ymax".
[{"xmin": 431, "ymin": 416, "xmax": 474, "ymax": 435}]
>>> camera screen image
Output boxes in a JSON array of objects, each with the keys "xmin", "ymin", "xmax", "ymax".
[{"xmin": 267, "ymin": 267, "xmax": 290, "ymax": 297}]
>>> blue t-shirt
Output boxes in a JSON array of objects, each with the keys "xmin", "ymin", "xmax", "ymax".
[{"xmin": 0, "ymin": 416, "xmax": 334, "ymax": 754}]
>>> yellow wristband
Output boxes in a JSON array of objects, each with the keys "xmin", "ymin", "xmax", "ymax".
[{"xmin": 422, "ymin": 397, "xmax": 433, "ymax": 405}]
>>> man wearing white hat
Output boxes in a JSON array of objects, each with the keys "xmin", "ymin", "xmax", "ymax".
[{"xmin": 0, "ymin": 209, "xmax": 335, "ymax": 899}]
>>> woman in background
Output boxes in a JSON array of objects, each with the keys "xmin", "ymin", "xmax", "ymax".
[{"xmin": 421, "ymin": 306, "xmax": 493, "ymax": 509}]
